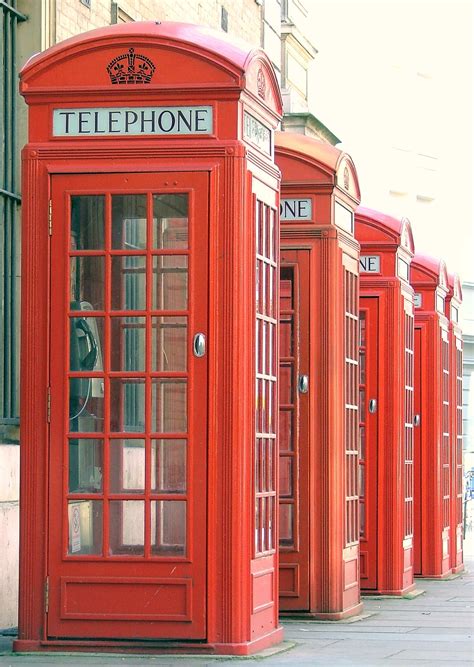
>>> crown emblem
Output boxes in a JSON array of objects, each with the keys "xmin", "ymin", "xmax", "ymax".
[
  {"xmin": 257, "ymin": 67, "xmax": 266, "ymax": 99},
  {"xmin": 107, "ymin": 48, "xmax": 156, "ymax": 84},
  {"xmin": 343, "ymin": 165, "xmax": 350, "ymax": 190}
]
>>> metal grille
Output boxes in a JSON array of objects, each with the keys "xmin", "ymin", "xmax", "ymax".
[{"xmin": 1, "ymin": 0, "xmax": 26, "ymax": 430}]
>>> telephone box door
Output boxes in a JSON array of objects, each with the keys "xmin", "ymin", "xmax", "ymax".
[
  {"xmin": 279, "ymin": 250, "xmax": 310, "ymax": 610},
  {"xmin": 48, "ymin": 171, "xmax": 208, "ymax": 639},
  {"xmin": 359, "ymin": 296, "xmax": 378, "ymax": 590}
]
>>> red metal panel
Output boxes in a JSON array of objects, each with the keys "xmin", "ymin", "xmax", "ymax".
[
  {"xmin": 411, "ymin": 254, "xmax": 452, "ymax": 579},
  {"xmin": 355, "ymin": 207, "xmax": 415, "ymax": 596}
]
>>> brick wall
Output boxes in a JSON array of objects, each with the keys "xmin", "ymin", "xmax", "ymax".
[{"xmin": 56, "ymin": 0, "xmax": 262, "ymax": 50}]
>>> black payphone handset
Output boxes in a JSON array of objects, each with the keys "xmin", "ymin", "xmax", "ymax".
[{"xmin": 70, "ymin": 301, "xmax": 104, "ymax": 422}]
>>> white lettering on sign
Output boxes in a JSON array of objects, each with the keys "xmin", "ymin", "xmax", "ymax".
[
  {"xmin": 413, "ymin": 293, "xmax": 422, "ymax": 308},
  {"xmin": 243, "ymin": 112, "xmax": 272, "ymax": 155},
  {"xmin": 359, "ymin": 255, "xmax": 380, "ymax": 273},
  {"xmin": 280, "ymin": 198, "xmax": 312, "ymax": 221},
  {"xmin": 53, "ymin": 106, "xmax": 213, "ymax": 136}
]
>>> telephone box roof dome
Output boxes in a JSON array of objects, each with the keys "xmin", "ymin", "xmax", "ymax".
[
  {"xmin": 275, "ymin": 131, "xmax": 360, "ymax": 202},
  {"xmin": 20, "ymin": 21, "xmax": 282, "ymax": 116},
  {"xmin": 411, "ymin": 253, "xmax": 449, "ymax": 291},
  {"xmin": 355, "ymin": 206, "xmax": 415, "ymax": 254}
]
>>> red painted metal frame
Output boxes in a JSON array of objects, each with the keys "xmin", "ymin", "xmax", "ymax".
[
  {"xmin": 411, "ymin": 254, "xmax": 452, "ymax": 578},
  {"xmin": 276, "ymin": 132, "xmax": 362, "ymax": 619},
  {"xmin": 17, "ymin": 22, "xmax": 283, "ymax": 655},
  {"xmin": 355, "ymin": 207, "xmax": 416, "ymax": 596},
  {"xmin": 445, "ymin": 273, "xmax": 464, "ymax": 573}
]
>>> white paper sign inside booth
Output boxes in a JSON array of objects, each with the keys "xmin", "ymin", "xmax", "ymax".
[{"xmin": 70, "ymin": 503, "xmax": 82, "ymax": 553}]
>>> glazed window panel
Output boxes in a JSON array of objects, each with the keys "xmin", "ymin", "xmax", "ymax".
[
  {"xmin": 403, "ymin": 311, "xmax": 414, "ymax": 539},
  {"xmin": 255, "ymin": 196, "xmax": 278, "ymax": 557},
  {"xmin": 345, "ymin": 268, "xmax": 359, "ymax": 546}
]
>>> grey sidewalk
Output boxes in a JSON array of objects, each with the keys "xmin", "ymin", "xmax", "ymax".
[{"xmin": 1, "ymin": 559, "xmax": 473, "ymax": 667}]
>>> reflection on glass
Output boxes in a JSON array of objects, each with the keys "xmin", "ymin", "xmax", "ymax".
[
  {"xmin": 359, "ymin": 313, "xmax": 366, "ymax": 346},
  {"xmin": 152, "ymin": 379, "xmax": 187, "ymax": 433},
  {"xmin": 152, "ymin": 317, "xmax": 187, "ymax": 371},
  {"xmin": 151, "ymin": 500, "xmax": 186, "ymax": 556},
  {"xmin": 110, "ymin": 439, "xmax": 145, "ymax": 493},
  {"xmin": 112, "ymin": 194, "xmax": 147, "ymax": 249},
  {"xmin": 69, "ymin": 439, "xmax": 103, "ymax": 493},
  {"xmin": 111, "ymin": 256, "xmax": 146, "ymax": 310},
  {"xmin": 279, "ymin": 457, "xmax": 292, "ymax": 497},
  {"xmin": 279, "ymin": 364, "xmax": 292, "ymax": 404},
  {"xmin": 110, "ymin": 317, "xmax": 145, "ymax": 371},
  {"xmin": 109, "ymin": 500, "xmax": 144, "ymax": 556},
  {"xmin": 70, "ymin": 257, "xmax": 105, "ymax": 310},
  {"xmin": 359, "ymin": 351, "xmax": 366, "ymax": 384},
  {"xmin": 69, "ymin": 378, "xmax": 104, "ymax": 433},
  {"xmin": 359, "ymin": 426, "xmax": 366, "ymax": 460},
  {"xmin": 359, "ymin": 464, "xmax": 366, "ymax": 497},
  {"xmin": 152, "ymin": 256, "xmax": 188, "ymax": 311},
  {"xmin": 109, "ymin": 378, "xmax": 145, "ymax": 432},
  {"xmin": 70, "ymin": 195, "xmax": 104, "ymax": 250},
  {"xmin": 151, "ymin": 439, "xmax": 187, "ymax": 493},
  {"xmin": 68, "ymin": 500, "xmax": 102, "ymax": 555},
  {"xmin": 70, "ymin": 315, "xmax": 104, "ymax": 372},
  {"xmin": 153, "ymin": 194, "xmax": 188, "ymax": 249},
  {"xmin": 360, "ymin": 502, "xmax": 366, "ymax": 537},
  {"xmin": 359, "ymin": 389, "xmax": 366, "ymax": 416},
  {"xmin": 279, "ymin": 410, "xmax": 293, "ymax": 451},
  {"xmin": 279, "ymin": 503, "xmax": 294, "ymax": 547}
]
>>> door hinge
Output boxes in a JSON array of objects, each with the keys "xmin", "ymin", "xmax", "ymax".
[
  {"xmin": 47, "ymin": 386, "xmax": 51, "ymax": 423},
  {"xmin": 44, "ymin": 576, "xmax": 49, "ymax": 613},
  {"xmin": 48, "ymin": 200, "xmax": 52, "ymax": 236}
]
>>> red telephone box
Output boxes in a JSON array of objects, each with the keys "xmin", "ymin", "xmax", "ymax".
[
  {"xmin": 16, "ymin": 22, "xmax": 283, "ymax": 654},
  {"xmin": 355, "ymin": 207, "xmax": 416, "ymax": 595},
  {"xmin": 275, "ymin": 132, "xmax": 362, "ymax": 619},
  {"xmin": 411, "ymin": 254, "xmax": 452, "ymax": 578},
  {"xmin": 445, "ymin": 273, "xmax": 464, "ymax": 573}
]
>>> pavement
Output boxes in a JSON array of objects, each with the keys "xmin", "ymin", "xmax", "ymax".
[{"xmin": 1, "ymin": 558, "xmax": 473, "ymax": 667}]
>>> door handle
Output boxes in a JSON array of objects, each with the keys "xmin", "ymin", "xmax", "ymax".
[
  {"xmin": 413, "ymin": 414, "xmax": 421, "ymax": 427},
  {"xmin": 368, "ymin": 398, "xmax": 377, "ymax": 414},
  {"xmin": 298, "ymin": 374, "xmax": 309, "ymax": 394},
  {"xmin": 193, "ymin": 333, "xmax": 206, "ymax": 357}
]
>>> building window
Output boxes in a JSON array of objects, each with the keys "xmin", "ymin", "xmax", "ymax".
[{"xmin": 0, "ymin": 1, "xmax": 27, "ymax": 434}]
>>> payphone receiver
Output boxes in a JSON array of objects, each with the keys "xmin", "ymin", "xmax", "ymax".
[{"xmin": 70, "ymin": 301, "xmax": 104, "ymax": 423}]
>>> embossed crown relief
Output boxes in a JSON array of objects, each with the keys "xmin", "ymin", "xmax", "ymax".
[
  {"xmin": 343, "ymin": 165, "xmax": 350, "ymax": 190},
  {"xmin": 107, "ymin": 48, "xmax": 156, "ymax": 84},
  {"xmin": 257, "ymin": 67, "xmax": 266, "ymax": 99}
]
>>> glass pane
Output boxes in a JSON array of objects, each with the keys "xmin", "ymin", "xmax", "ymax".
[
  {"xmin": 112, "ymin": 194, "xmax": 147, "ymax": 249},
  {"xmin": 359, "ymin": 389, "xmax": 366, "ymax": 416},
  {"xmin": 359, "ymin": 313, "xmax": 366, "ymax": 346},
  {"xmin": 110, "ymin": 317, "xmax": 146, "ymax": 371},
  {"xmin": 151, "ymin": 439, "xmax": 187, "ymax": 493},
  {"xmin": 110, "ymin": 439, "xmax": 145, "ymax": 493},
  {"xmin": 360, "ymin": 501, "xmax": 366, "ymax": 537},
  {"xmin": 70, "ymin": 316, "xmax": 104, "ymax": 372},
  {"xmin": 69, "ymin": 439, "xmax": 103, "ymax": 493},
  {"xmin": 280, "ymin": 317, "xmax": 293, "ymax": 358},
  {"xmin": 109, "ymin": 378, "xmax": 145, "ymax": 432},
  {"xmin": 69, "ymin": 378, "xmax": 104, "ymax": 432},
  {"xmin": 359, "ymin": 426, "xmax": 366, "ymax": 460},
  {"xmin": 152, "ymin": 379, "xmax": 187, "ymax": 433},
  {"xmin": 111, "ymin": 256, "xmax": 146, "ymax": 310},
  {"xmin": 152, "ymin": 316, "xmax": 187, "ymax": 371},
  {"xmin": 68, "ymin": 500, "xmax": 102, "ymax": 555},
  {"xmin": 359, "ymin": 464, "xmax": 366, "ymax": 497},
  {"xmin": 70, "ymin": 257, "xmax": 105, "ymax": 310},
  {"xmin": 70, "ymin": 195, "xmax": 104, "ymax": 250},
  {"xmin": 279, "ymin": 410, "xmax": 293, "ymax": 451},
  {"xmin": 279, "ymin": 503, "xmax": 294, "ymax": 547},
  {"xmin": 152, "ymin": 255, "xmax": 188, "ymax": 311},
  {"xmin": 109, "ymin": 500, "xmax": 144, "ymax": 556},
  {"xmin": 359, "ymin": 351, "xmax": 366, "ymax": 384},
  {"xmin": 151, "ymin": 500, "xmax": 186, "ymax": 556},
  {"xmin": 153, "ymin": 194, "xmax": 189, "ymax": 249},
  {"xmin": 279, "ymin": 364, "xmax": 293, "ymax": 404},
  {"xmin": 279, "ymin": 457, "xmax": 293, "ymax": 497}
]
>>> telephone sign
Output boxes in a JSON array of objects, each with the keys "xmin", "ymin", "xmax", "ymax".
[
  {"xmin": 359, "ymin": 255, "xmax": 380, "ymax": 273},
  {"xmin": 280, "ymin": 198, "xmax": 312, "ymax": 221}
]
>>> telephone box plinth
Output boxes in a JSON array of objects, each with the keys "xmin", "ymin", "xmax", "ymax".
[
  {"xmin": 355, "ymin": 207, "xmax": 416, "ymax": 596},
  {"xmin": 17, "ymin": 22, "xmax": 283, "ymax": 655},
  {"xmin": 411, "ymin": 254, "xmax": 452, "ymax": 578},
  {"xmin": 276, "ymin": 132, "xmax": 362, "ymax": 619},
  {"xmin": 445, "ymin": 273, "xmax": 464, "ymax": 574}
]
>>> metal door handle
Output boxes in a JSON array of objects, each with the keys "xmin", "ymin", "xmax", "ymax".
[
  {"xmin": 368, "ymin": 398, "xmax": 377, "ymax": 414},
  {"xmin": 413, "ymin": 414, "xmax": 421, "ymax": 427},
  {"xmin": 193, "ymin": 333, "xmax": 206, "ymax": 357},
  {"xmin": 298, "ymin": 374, "xmax": 309, "ymax": 394}
]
